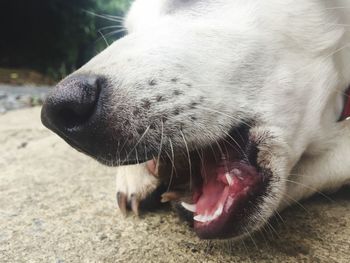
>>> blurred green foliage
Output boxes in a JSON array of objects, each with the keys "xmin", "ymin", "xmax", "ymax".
[{"xmin": 0, "ymin": 0, "xmax": 132, "ymax": 80}]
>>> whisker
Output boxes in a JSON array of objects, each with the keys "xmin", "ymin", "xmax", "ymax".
[
  {"xmin": 243, "ymin": 226, "xmax": 259, "ymax": 250},
  {"xmin": 97, "ymin": 28, "xmax": 127, "ymax": 42},
  {"xmin": 180, "ymin": 130, "xmax": 193, "ymax": 189},
  {"xmin": 195, "ymin": 147, "xmax": 207, "ymax": 183},
  {"xmin": 283, "ymin": 177, "xmax": 334, "ymax": 202},
  {"xmin": 84, "ymin": 10, "xmax": 125, "ymax": 23},
  {"xmin": 282, "ymin": 193, "xmax": 310, "ymax": 214},
  {"xmin": 103, "ymin": 13, "xmax": 126, "ymax": 21},
  {"xmin": 122, "ymin": 125, "xmax": 150, "ymax": 164},
  {"xmin": 221, "ymin": 129, "xmax": 249, "ymax": 160},
  {"xmin": 157, "ymin": 119, "xmax": 165, "ymax": 164},
  {"xmin": 239, "ymin": 238, "xmax": 253, "ymax": 263},
  {"xmin": 99, "ymin": 25, "xmax": 125, "ymax": 31},
  {"xmin": 254, "ymin": 208, "xmax": 281, "ymax": 239},
  {"xmin": 165, "ymin": 139, "xmax": 176, "ymax": 192},
  {"xmin": 98, "ymin": 30, "xmax": 110, "ymax": 46}
]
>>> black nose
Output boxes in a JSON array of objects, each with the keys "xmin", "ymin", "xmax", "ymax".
[
  {"xmin": 41, "ymin": 74, "xmax": 102, "ymax": 137},
  {"xmin": 41, "ymin": 74, "xmax": 157, "ymax": 165}
]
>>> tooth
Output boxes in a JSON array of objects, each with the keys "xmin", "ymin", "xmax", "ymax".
[
  {"xmin": 202, "ymin": 215, "xmax": 210, "ymax": 222},
  {"xmin": 214, "ymin": 204, "xmax": 224, "ymax": 218},
  {"xmin": 195, "ymin": 212, "xmax": 220, "ymax": 222},
  {"xmin": 194, "ymin": 214, "xmax": 214, "ymax": 223},
  {"xmin": 181, "ymin": 202, "xmax": 197, "ymax": 213},
  {"xmin": 194, "ymin": 214, "xmax": 207, "ymax": 223},
  {"xmin": 206, "ymin": 215, "xmax": 215, "ymax": 222},
  {"xmin": 194, "ymin": 204, "xmax": 225, "ymax": 223},
  {"xmin": 232, "ymin": 168, "xmax": 241, "ymax": 175},
  {"xmin": 226, "ymin": 172, "xmax": 233, "ymax": 186},
  {"xmin": 233, "ymin": 168, "xmax": 244, "ymax": 180}
]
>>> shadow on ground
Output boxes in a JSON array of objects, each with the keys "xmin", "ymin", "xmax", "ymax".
[{"xmin": 0, "ymin": 107, "xmax": 349, "ymax": 262}]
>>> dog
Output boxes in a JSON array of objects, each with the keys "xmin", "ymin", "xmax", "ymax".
[{"xmin": 41, "ymin": 0, "xmax": 350, "ymax": 240}]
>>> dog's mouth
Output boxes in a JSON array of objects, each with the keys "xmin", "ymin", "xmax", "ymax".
[
  {"xmin": 49, "ymin": 111, "xmax": 270, "ymax": 239},
  {"xmin": 190, "ymin": 149, "xmax": 264, "ymax": 239},
  {"xmin": 152, "ymin": 125, "xmax": 270, "ymax": 239}
]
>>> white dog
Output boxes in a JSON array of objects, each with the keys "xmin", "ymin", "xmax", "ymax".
[{"xmin": 41, "ymin": 0, "xmax": 350, "ymax": 240}]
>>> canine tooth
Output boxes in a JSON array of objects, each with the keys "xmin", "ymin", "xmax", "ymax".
[
  {"xmin": 225, "ymin": 172, "xmax": 233, "ymax": 186},
  {"xmin": 194, "ymin": 214, "xmax": 207, "ymax": 223},
  {"xmin": 214, "ymin": 204, "xmax": 224, "ymax": 218},
  {"xmin": 194, "ymin": 205, "xmax": 225, "ymax": 223},
  {"xmin": 194, "ymin": 214, "xmax": 214, "ymax": 223},
  {"xmin": 194, "ymin": 209, "xmax": 223, "ymax": 223},
  {"xmin": 181, "ymin": 202, "xmax": 197, "ymax": 213}
]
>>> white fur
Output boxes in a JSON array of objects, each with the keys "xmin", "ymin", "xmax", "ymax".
[
  {"xmin": 75, "ymin": 0, "xmax": 350, "ymax": 232},
  {"xmin": 116, "ymin": 163, "xmax": 158, "ymax": 200}
]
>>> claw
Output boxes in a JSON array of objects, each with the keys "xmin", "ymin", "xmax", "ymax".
[
  {"xmin": 130, "ymin": 194, "xmax": 140, "ymax": 216},
  {"xmin": 116, "ymin": 192, "xmax": 128, "ymax": 216},
  {"xmin": 161, "ymin": 191, "xmax": 180, "ymax": 203}
]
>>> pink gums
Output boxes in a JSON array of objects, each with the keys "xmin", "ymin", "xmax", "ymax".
[{"xmin": 193, "ymin": 157, "xmax": 263, "ymax": 239}]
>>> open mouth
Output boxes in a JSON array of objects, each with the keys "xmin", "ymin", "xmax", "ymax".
[
  {"xmin": 156, "ymin": 125, "xmax": 270, "ymax": 239},
  {"xmin": 47, "ymin": 110, "xmax": 270, "ymax": 239}
]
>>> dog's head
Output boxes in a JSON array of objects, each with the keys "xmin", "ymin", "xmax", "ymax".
[{"xmin": 41, "ymin": 0, "xmax": 349, "ymax": 239}]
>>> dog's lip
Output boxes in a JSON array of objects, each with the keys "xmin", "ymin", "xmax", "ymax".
[{"xmin": 46, "ymin": 124, "xmax": 147, "ymax": 166}]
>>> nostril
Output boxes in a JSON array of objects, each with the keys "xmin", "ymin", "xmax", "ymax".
[{"xmin": 57, "ymin": 106, "xmax": 95, "ymax": 129}]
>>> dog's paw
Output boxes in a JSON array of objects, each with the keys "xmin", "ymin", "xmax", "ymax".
[{"xmin": 115, "ymin": 162, "xmax": 166, "ymax": 216}]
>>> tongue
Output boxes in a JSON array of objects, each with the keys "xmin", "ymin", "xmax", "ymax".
[
  {"xmin": 195, "ymin": 162, "xmax": 258, "ymax": 215},
  {"xmin": 196, "ymin": 175, "xmax": 227, "ymax": 215}
]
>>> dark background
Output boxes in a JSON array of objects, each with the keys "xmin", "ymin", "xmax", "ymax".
[{"xmin": 0, "ymin": 0, "xmax": 131, "ymax": 80}]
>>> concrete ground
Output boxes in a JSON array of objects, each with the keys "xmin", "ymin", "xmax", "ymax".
[{"xmin": 0, "ymin": 107, "xmax": 349, "ymax": 262}]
